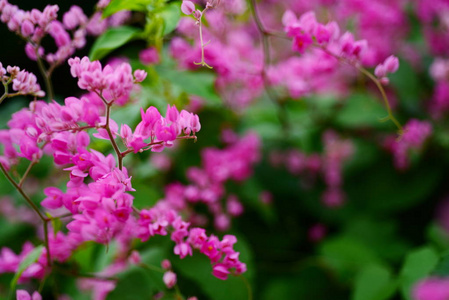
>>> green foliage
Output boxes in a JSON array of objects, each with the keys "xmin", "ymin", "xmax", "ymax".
[
  {"xmin": 89, "ymin": 26, "xmax": 142, "ymax": 61},
  {"xmin": 347, "ymin": 158, "xmax": 442, "ymax": 213},
  {"xmin": 159, "ymin": 2, "xmax": 182, "ymax": 35},
  {"xmin": 319, "ymin": 236, "xmax": 382, "ymax": 284},
  {"xmin": 399, "ymin": 247, "xmax": 439, "ymax": 300},
  {"xmin": 156, "ymin": 65, "xmax": 222, "ymax": 105},
  {"xmin": 389, "ymin": 59, "xmax": 422, "ymax": 114},
  {"xmin": 352, "ymin": 264, "xmax": 396, "ymax": 300},
  {"xmin": 10, "ymin": 245, "xmax": 43, "ymax": 294},
  {"xmin": 106, "ymin": 267, "xmax": 153, "ymax": 300},
  {"xmin": 334, "ymin": 93, "xmax": 391, "ymax": 130},
  {"xmin": 103, "ymin": 0, "xmax": 154, "ymax": 18},
  {"xmin": 262, "ymin": 264, "xmax": 342, "ymax": 300}
]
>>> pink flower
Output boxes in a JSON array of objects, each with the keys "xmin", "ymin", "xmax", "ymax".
[
  {"xmin": 212, "ymin": 264, "xmax": 230, "ymax": 280},
  {"xmin": 163, "ymin": 271, "xmax": 177, "ymax": 289},
  {"xmin": 133, "ymin": 69, "xmax": 147, "ymax": 83},
  {"xmin": 16, "ymin": 290, "xmax": 42, "ymax": 300},
  {"xmin": 41, "ymin": 187, "xmax": 64, "ymax": 209},
  {"xmin": 139, "ymin": 47, "xmax": 159, "ymax": 65},
  {"xmin": 174, "ymin": 242, "xmax": 192, "ymax": 259},
  {"xmin": 292, "ymin": 33, "xmax": 313, "ymax": 54},
  {"xmin": 128, "ymin": 250, "xmax": 141, "ymax": 265},
  {"xmin": 413, "ymin": 277, "xmax": 449, "ymax": 300},
  {"xmin": 161, "ymin": 259, "xmax": 171, "ymax": 270},
  {"xmin": 181, "ymin": 1, "xmax": 195, "ymax": 15}
]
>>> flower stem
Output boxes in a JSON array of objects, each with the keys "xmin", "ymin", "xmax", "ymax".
[
  {"xmin": 249, "ymin": 0, "xmax": 290, "ymax": 134},
  {"xmin": 240, "ymin": 275, "xmax": 253, "ymax": 300},
  {"xmin": 18, "ymin": 160, "xmax": 36, "ymax": 188},
  {"xmin": 104, "ymin": 103, "xmax": 123, "ymax": 170},
  {"xmin": 0, "ymin": 162, "xmax": 52, "ymax": 266},
  {"xmin": 35, "ymin": 51, "xmax": 54, "ymax": 101},
  {"xmin": 194, "ymin": 8, "xmax": 213, "ymax": 69}
]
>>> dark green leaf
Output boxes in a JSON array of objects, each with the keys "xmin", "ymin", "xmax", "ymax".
[
  {"xmin": 106, "ymin": 267, "xmax": 153, "ymax": 300},
  {"xmin": 432, "ymin": 253, "xmax": 449, "ymax": 277},
  {"xmin": 319, "ymin": 236, "xmax": 381, "ymax": 283},
  {"xmin": 348, "ymin": 159, "xmax": 442, "ymax": 213},
  {"xmin": 427, "ymin": 224, "xmax": 449, "ymax": 250},
  {"xmin": 389, "ymin": 59, "xmax": 421, "ymax": 113},
  {"xmin": 334, "ymin": 93, "xmax": 391, "ymax": 129}
]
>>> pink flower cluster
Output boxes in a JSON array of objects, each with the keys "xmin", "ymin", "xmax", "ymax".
[
  {"xmin": 0, "ymin": 0, "xmax": 80, "ymax": 66},
  {"xmin": 171, "ymin": 0, "xmax": 407, "ymax": 108},
  {"xmin": 156, "ymin": 131, "xmax": 260, "ymax": 231},
  {"xmin": 0, "ymin": 1, "xmax": 130, "ymax": 69},
  {"xmin": 136, "ymin": 206, "xmax": 246, "ymax": 280},
  {"xmin": 0, "ymin": 55, "xmax": 223, "ymax": 289},
  {"xmin": 266, "ymin": 8, "xmax": 400, "ymax": 100},
  {"xmin": 122, "ymin": 104, "xmax": 200, "ymax": 153},
  {"xmin": 270, "ymin": 130, "xmax": 354, "ymax": 208},
  {"xmin": 68, "ymin": 56, "xmax": 146, "ymax": 104},
  {"xmin": 413, "ymin": 277, "xmax": 449, "ymax": 300},
  {"xmin": 416, "ymin": 0, "xmax": 449, "ymax": 57},
  {"xmin": 283, "ymin": 10, "xmax": 400, "ymax": 82},
  {"xmin": 0, "ymin": 62, "xmax": 45, "ymax": 98},
  {"xmin": 385, "ymin": 119, "xmax": 432, "ymax": 170}
]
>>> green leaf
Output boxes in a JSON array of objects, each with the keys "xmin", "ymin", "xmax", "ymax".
[
  {"xmin": 342, "ymin": 218, "xmax": 410, "ymax": 263},
  {"xmin": 139, "ymin": 247, "xmax": 167, "ymax": 291},
  {"xmin": 334, "ymin": 93, "xmax": 391, "ymax": 129},
  {"xmin": 71, "ymin": 242, "xmax": 96, "ymax": 273},
  {"xmin": 103, "ymin": 0, "xmax": 152, "ymax": 18},
  {"xmin": 10, "ymin": 245, "xmax": 44, "ymax": 292},
  {"xmin": 427, "ymin": 224, "xmax": 449, "ymax": 250},
  {"xmin": 389, "ymin": 59, "xmax": 421, "ymax": 113},
  {"xmin": 160, "ymin": 2, "xmax": 181, "ymax": 35},
  {"xmin": 106, "ymin": 267, "xmax": 153, "ymax": 300},
  {"xmin": 262, "ymin": 264, "xmax": 342, "ymax": 300},
  {"xmin": 239, "ymin": 178, "xmax": 276, "ymax": 223},
  {"xmin": 89, "ymin": 26, "xmax": 142, "ymax": 61},
  {"xmin": 319, "ymin": 236, "xmax": 381, "ymax": 284},
  {"xmin": 348, "ymin": 159, "xmax": 442, "ymax": 213},
  {"xmin": 132, "ymin": 181, "xmax": 163, "ymax": 209},
  {"xmin": 51, "ymin": 217, "xmax": 62, "ymax": 237},
  {"xmin": 399, "ymin": 247, "xmax": 439, "ymax": 300},
  {"xmin": 352, "ymin": 264, "xmax": 396, "ymax": 300},
  {"xmin": 432, "ymin": 253, "xmax": 449, "ymax": 277},
  {"xmin": 156, "ymin": 66, "xmax": 221, "ymax": 105}
]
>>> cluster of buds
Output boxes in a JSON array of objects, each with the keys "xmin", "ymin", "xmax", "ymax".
[{"xmin": 374, "ymin": 55, "xmax": 400, "ymax": 85}]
